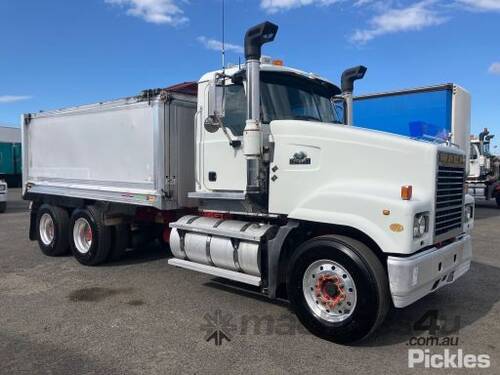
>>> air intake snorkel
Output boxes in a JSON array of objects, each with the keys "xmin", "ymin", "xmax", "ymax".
[
  {"xmin": 243, "ymin": 21, "xmax": 278, "ymax": 193},
  {"xmin": 341, "ymin": 66, "xmax": 367, "ymax": 126}
]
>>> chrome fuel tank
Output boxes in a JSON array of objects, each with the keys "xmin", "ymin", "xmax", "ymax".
[{"xmin": 169, "ymin": 215, "xmax": 276, "ymax": 277}]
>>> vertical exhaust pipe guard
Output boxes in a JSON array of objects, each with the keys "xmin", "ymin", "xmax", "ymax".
[
  {"xmin": 341, "ymin": 65, "xmax": 367, "ymax": 126},
  {"xmin": 243, "ymin": 21, "xmax": 279, "ymax": 192}
]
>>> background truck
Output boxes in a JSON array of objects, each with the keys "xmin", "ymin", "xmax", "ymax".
[
  {"xmin": 22, "ymin": 22, "xmax": 474, "ymax": 344},
  {"xmin": 468, "ymin": 129, "xmax": 500, "ymax": 207}
]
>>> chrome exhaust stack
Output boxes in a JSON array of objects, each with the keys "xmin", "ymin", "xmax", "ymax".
[{"xmin": 243, "ymin": 21, "xmax": 278, "ymax": 192}]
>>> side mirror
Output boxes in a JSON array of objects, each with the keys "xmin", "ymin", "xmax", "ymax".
[{"xmin": 204, "ymin": 80, "xmax": 225, "ymax": 132}]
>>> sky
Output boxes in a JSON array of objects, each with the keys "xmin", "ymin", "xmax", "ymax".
[{"xmin": 0, "ymin": 0, "xmax": 499, "ymax": 149}]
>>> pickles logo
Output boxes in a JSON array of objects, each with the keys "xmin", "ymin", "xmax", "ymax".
[
  {"xmin": 407, "ymin": 310, "xmax": 491, "ymax": 369},
  {"xmin": 408, "ymin": 349, "xmax": 490, "ymax": 369},
  {"xmin": 290, "ymin": 151, "xmax": 311, "ymax": 165}
]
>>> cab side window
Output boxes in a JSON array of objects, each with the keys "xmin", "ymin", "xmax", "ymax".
[{"xmin": 223, "ymin": 85, "xmax": 246, "ymax": 136}]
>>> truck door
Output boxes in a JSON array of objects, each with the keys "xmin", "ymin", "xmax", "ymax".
[{"xmin": 200, "ymin": 84, "xmax": 247, "ymax": 192}]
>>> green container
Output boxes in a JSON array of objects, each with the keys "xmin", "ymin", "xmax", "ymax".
[{"xmin": 0, "ymin": 142, "xmax": 22, "ymax": 186}]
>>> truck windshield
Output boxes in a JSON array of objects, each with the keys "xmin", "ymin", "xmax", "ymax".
[{"xmin": 260, "ymin": 72, "xmax": 341, "ymax": 124}]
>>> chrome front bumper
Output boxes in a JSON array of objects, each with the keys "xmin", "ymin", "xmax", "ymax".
[{"xmin": 387, "ymin": 234, "xmax": 472, "ymax": 308}]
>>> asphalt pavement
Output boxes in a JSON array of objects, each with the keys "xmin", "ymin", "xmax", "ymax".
[{"xmin": 1, "ymin": 188, "xmax": 499, "ymax": 374}]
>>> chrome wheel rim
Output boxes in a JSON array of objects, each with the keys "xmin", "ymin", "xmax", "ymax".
[
  {"xmin": 302, "ymin": 259, "xmax": 357, "ymax": 323},
  {"xmin": 73, "ymin": 218, "xmax": 93, "ymax": 254},
  {"xmin": 39, "ymin": 213, "xmax": 55, "ymax": 246}
]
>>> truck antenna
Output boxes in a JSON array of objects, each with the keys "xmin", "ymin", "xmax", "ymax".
[{"xmin": 221, "ymin": 0, "xmax": 225, "ymax": 73}]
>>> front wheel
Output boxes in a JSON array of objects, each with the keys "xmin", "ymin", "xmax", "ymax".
[
  {"xmin": 0, "ymin": 201, "xmax": 6, "ymax": 213},
  {"xmin": 496, "ymin": 195, "xmax": 500, "ymax": 208},
  {"xmin": 287, "ymin": 235, "xmax": 390, "ymax": 344}
]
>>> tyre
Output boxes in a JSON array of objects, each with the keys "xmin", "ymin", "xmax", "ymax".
[
  {"xmin": 496, "ymin": 195, "xmax": 500, "ymax": 208},
  {"xmin": 108, "ymin": 224, "xmax": 130, "ymax": 261},
  {"xmin": 36, "ymin": 204, "xmax": 70, "ymax": 256},
  {"xmin": 287, "ymin": 235, "xmax": 390, "ymax": 344},
  {"xmin": 69, "ymin": 206, "xmax": 112, "ymax": 266},
  {"xmin": 0, "ymin": 202, "xmax": 6, "ymax": 213}
]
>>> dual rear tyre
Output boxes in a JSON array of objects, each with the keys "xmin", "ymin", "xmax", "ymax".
[
  {"xmin": 69, "ymin": 206, "xmax": 112, "ymax": 266},
  {"xmin": 36, "ymin": 204, "xmax": 70, "ymax": 256},
  {"xmin": 36, "ymin": 204, "xmax": 128, "ymax": 266}
]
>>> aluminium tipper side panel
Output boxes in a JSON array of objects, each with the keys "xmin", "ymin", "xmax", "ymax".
[{"xmin": 23, "ymin": 96, "xmax": 167, "ymax": 209}]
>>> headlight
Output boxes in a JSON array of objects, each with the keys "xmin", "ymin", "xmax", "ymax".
[
  {"xmin": 413, "ymin": 213, "xmax": 428, "ymax": 238},
  {"xmin": 465, "ymin": 204, "xmax": 474, "ymax": 221},
  {"xmin": 0, "ymin": 185, "xmax": 6, "ymax": 192}
]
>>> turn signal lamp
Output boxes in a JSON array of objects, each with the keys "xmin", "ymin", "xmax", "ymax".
[{"xmin": 401, "ymin": 185, "xmax": 413, "ymax": 200}]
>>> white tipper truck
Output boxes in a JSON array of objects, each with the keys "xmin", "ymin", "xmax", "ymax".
[{"xmin": 22, "ymin": 22, "xmax": 474, "ymax": 344}]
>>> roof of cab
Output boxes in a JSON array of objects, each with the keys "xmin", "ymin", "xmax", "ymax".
[{"xmin": 198, "ymin": 63, "xmax": 338, "ymax": 89}]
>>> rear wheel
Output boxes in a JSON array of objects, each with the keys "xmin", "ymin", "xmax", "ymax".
[
  {"xmin": 70, "ymin": 206, "xmax": 111, "ymax": 266},
  {"xmin": 36, "ymin": 204, "xmax": 70, "ymax": 256},
  {"xmin": 496, "ymin": 195, "xmax": 500, "ymax": 208},
  {"xmin": 287, "ymin": 235, "xmax": 390, "ymax": 344}
]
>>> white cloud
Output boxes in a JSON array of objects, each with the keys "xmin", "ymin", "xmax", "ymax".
[
  {"xmin": 105, "ymin": 0, "xmax": 188, "ymax": 25},
  {"xmin": 197, "ymin": 36, "xmax": 244, "ymax": 54},
  {"xmin": 260, "ymin": 0, "xmax": 341, "ymax": 13},
  {"xmin": 0, "ymin": 95, "xmax": 32, "ymax": 104},
  {"xmin": 489, "ymin": 62, "xmax": 500, "ymax": 74},
  {"xmin": 351, "ymin": 1, "xmax": 447, "ymax": 43},
  {"xmin": 353, "ymin": 0, "xmax": 373, "ymax": 6},
  {"xmin": 457, "ymin": 0, "xmax": 500, "ymax": 11}
]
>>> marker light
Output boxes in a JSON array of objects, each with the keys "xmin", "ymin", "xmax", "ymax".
[
  {"xmin": 401, "ymin": 185, "xmax": 413, "ymax": 200},
  {"xmin": 272, "ymin": 59, "xmax": 284, "ymax": 66}
]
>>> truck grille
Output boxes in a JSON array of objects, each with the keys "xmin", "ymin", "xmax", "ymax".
[{"xmin": 435, "ymin": 152, "xmax": 465, "ymax": 240}]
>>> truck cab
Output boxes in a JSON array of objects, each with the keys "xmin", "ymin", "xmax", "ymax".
[{"xmin": 167, "ymin": 22, "xmax": 474, "ymax": 343}]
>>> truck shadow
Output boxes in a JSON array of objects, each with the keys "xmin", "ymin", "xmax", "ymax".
[
  {"xmin": 104, "ymin": 241, "xmax": 169, "ymax": 267},
  {"xmin": 360, "ymin": 260, "xmax": 500, "ymax": 347},
  {"xmin": 204, "ymin": 261, "xmax": 500, "ymax": 347}
]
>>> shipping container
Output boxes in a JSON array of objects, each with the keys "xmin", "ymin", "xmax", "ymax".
[{"xmin": 353, "ymin": 84, "xmax": 471, "ymax": 156}]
